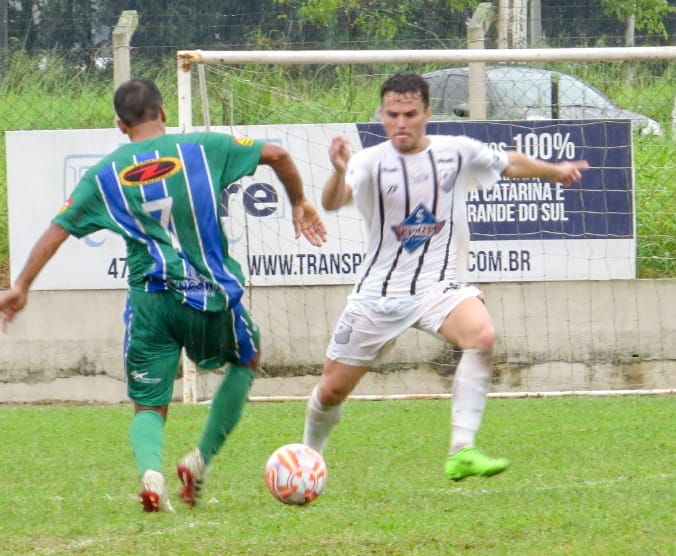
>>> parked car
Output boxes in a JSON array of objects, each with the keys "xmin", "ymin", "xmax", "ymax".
[{"xmin": 374, "ymin": 66, "xmax": 662, "ymax": 135}]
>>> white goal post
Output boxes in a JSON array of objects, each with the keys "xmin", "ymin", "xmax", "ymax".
[{"xmin": 175, "ymin": 46, "xmax": 676, "ymax": 404}]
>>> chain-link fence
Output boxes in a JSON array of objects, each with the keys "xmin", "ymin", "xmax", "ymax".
[{"xmin": 1, "ymin": 5, "xmax": 675, "ymax": 287}]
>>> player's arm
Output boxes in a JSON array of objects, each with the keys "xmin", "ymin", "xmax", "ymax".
[
  {"xmin": 259, "ymin": 143, "xmax": 327, "ymax": 247},
  {"xmin": 503, "ymin": 151, "xmax": 589, "ymax": 186},
  {"xmin": 322, "ymin": 135, "xmax": 353, "ymax": 211},
  {"xmin": 0, "ymin": 222, "xmax": 70, "ymax": 331}
]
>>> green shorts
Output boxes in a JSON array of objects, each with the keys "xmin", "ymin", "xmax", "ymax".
[{"xmin": 123, "ymin": 288, "xmax": 260, "ymax": 406}]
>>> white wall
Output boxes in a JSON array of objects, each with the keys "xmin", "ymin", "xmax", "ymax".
[{"xmin": 0, "ymin": 280, "xmax": 674, "ymax": 403}]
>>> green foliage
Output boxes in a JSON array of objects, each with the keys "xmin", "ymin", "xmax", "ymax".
[
  {"xmin": 294, "ymin": 0, "xmax": 427, "ymax": 42},
  {"xmin": 274, "ymin": 0, "xmax": 474, "ymax": 48},
  {"xmin": 634, "ymin": 136, "xmax": 676, "ymax": 277},
  {"xmin": 0, "ymin": 397, "xmax": 674, "ymax": 554},
  {"xmin": 601, "ymin": 0, "xmax": 676, "ymax": 37}
]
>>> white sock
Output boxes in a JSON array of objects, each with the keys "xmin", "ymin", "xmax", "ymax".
[
  {"xmin": 303, "ymin": 385, "xmax": 343, "ymax": 454},
  {"xmin": 449, "ymin": 349, "xmax": 492, "ymax": 455}
]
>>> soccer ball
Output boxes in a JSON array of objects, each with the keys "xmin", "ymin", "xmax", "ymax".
[{"xmin": 264, "ymin": 443, "xmax": 327, "ymax": 505}]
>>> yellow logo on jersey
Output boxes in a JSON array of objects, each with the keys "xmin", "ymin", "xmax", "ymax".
[
  {"xmin": 234, "ymin": 137, "xmax": 254, "ymax": 147},
  {"xmin": 119, "ymin": 157, "xmax": 182, "ymax": 186}
]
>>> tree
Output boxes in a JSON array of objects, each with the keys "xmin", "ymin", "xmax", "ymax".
[
  {"xmin": 601, "ymin": 0, "xmax": 675, "ymax": 44},
  {"xmin": 275, "ymin": 0, "xmax": 480, "ymax": 48}
]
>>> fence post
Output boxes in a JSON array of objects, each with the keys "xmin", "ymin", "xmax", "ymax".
[
  {"xmin": 467, "ymin": 3, "xmax": 495, "ymax": 120},
  {"xmin": 113, "ymin": 10, "xmax": 139, "ymax": 90},
  {"xmin": 529, "ymin": 0, "xmax": 542, "ymax": 48},
  {"xmin": 0, "ymin": 0, "xmax": 7, "ymax": 69}
]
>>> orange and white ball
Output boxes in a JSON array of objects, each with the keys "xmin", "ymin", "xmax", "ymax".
[{"xmin": 264, "ymin": 443, "xmax": 327, "ymax": 505}]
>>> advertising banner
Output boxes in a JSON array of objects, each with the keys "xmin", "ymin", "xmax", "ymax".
[{"xmin": 6, "ymin": 120, "xmax": 634, "ymax": 290}]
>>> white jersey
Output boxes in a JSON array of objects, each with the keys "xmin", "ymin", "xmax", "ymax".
[{"xmin": 347, "ymin": 135, "xmax": 508, "ymax": 298}]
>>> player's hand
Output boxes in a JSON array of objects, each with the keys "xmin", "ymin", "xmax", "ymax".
[
  {"xmin": 292, "ymin": 199, "xmax": 328, "ymax": 247},
  {"xmin": 328, "ymin": 135, "xmax": 351, "ymax": 174},
  {"xmin": 0, "ymin": 287, "xmax": 27, "ymax": 333},
  {"xmin": 556, "ymin": 160, "xmax": 590, "ymax": 186}
]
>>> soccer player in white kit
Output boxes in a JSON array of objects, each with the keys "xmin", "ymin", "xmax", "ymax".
[{"xmin": 303, "ymin": 72, "xmax": 589, "ymax": 481}]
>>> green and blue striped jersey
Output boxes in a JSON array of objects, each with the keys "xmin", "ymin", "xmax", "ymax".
[{"xmin": 54, "ymin": 132, "xmax": 264, "ymax": 312}]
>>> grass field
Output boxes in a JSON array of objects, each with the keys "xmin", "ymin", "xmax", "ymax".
[{"xmin": 0, "ymin": 396, "xmax": 674, "ymax": 555}]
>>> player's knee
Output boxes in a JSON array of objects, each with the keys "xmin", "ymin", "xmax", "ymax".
[
  {"xmin": 457, "ymin": 322, "xmax": 495, "ymax": 351},
  {"xmin": 474, "ymin": 323, "xmax": 496, "ymax": 350},
  {"xmin": 134, "ymin": 404, "xmax": 168, "ymax": 421},
  {"xmin": 318, "ymin": 382, "xmax": 349, "ymax": 406}
]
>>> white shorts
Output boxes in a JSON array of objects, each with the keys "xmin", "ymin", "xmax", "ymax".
[{"xmin": 326, "ymin": 281, "xmax": 482, "ymax": 366}]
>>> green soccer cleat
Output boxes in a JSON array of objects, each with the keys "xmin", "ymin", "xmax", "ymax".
[{"xmin": 444, "ymin": 446, "xmax": 510, "ymax": 482}]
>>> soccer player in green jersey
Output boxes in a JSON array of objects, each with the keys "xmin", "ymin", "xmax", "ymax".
[{"xmin": 0, "ymin": 78, "xmax": 328, "ymax": 512}]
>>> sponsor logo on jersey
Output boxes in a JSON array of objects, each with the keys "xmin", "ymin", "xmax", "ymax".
[
  {"xmin": 391, "ymin": 203, "xmax": 446, "ymax": 253},
  {"xmin": 58, "ymin": 197, "xmax": 73, "ymax": 214},
  {"xmin": 119, "ymin": 157, "xmax": 182, "ymax": 186},
  {"xmin": 168, "ymin": 276, "xmax": 222, "ymax": 298},
  {"xmin": 442, "ymin": 281, "xmax": 467, "ymax": 293},
  {"xmin": 234, "ymin": 137, "xmax": 254, "ymax": 147}
]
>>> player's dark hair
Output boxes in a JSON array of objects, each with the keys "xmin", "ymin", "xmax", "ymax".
[
  {"xmin": 380, "ymin": 72, "xmax": 430, "ymax": 108},
  {"xmin": 114, "ymin": 78, "xmax": 163, "ymax": 127}
]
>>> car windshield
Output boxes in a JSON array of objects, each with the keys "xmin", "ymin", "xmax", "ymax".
[
  {"xmin": 487, "ymin": 68, "xmax": 551, "ymax": 118},
  {"xmin": 427, "ymin": 71, "xmax": 468, "ymax": 116},
  {"xmin": 486, "ymin": 67, "xmax": 616, "ymax": 118},
  {"xmin": 558, "ymin": 74, "xmax": 609, "ymax": 108}
]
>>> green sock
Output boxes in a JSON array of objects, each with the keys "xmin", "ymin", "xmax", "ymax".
[
  {"xmin": 130, "ymin": 410, "xmax": 164, "ymax": 477},
  {"xmin": 198, "ymin": 365, "xmax": 254, "ymax": 465}
]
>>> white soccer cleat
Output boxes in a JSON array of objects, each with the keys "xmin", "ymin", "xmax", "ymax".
[
  {"xmin": 177, "ymin": 447, "xmax": 207, "ymax": 507},
  {"xmin": 139, "ymin": 469, "xmax": 175, "ymax": 513}
]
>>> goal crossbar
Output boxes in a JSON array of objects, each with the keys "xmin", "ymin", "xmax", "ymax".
[{"xmin": 178, "ymin": 45, "xmax": 676, "ymax": 67}]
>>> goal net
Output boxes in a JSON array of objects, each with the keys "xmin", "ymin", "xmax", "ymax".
[{"xmin": 175, "ymin": 46, "xmax": 676, "ymax": 402}]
